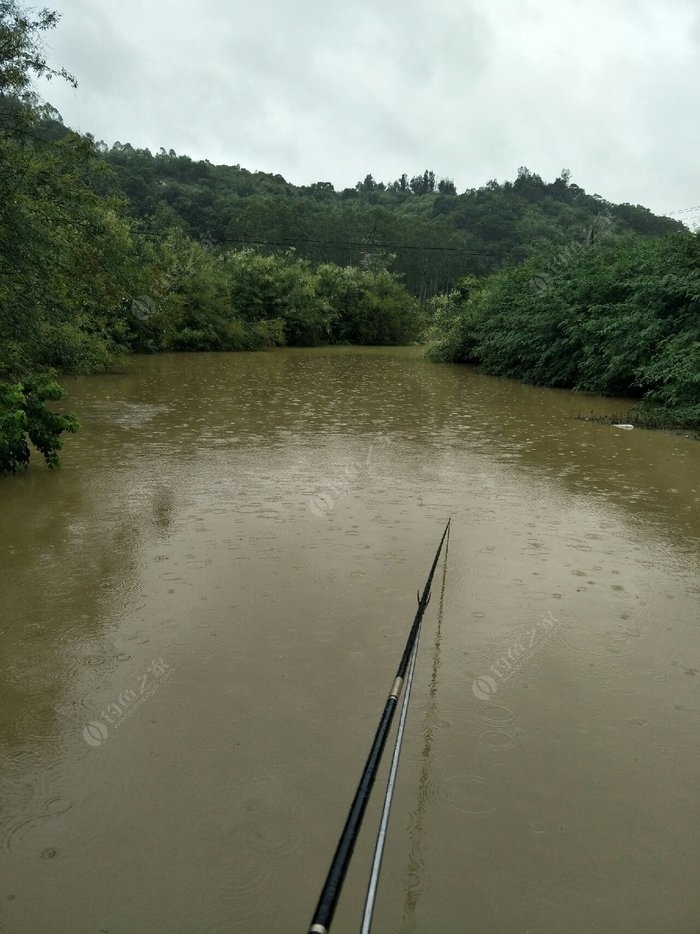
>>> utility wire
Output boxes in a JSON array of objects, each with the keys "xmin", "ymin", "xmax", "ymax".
[{"xmin": 218, "ymin": 237, "xmax": 500, "ymax": 255}]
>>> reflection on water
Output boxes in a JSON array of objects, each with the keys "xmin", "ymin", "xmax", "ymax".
[
  {"xmin": 400, "ymin": 532, "xmax": 450, "ymax": 933},
  {"xmin": 0, "ymin": 347, "xmax": 698, "ymax": 933}
]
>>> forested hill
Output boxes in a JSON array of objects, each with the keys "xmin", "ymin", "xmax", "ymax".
[
  {"xmin": 98, "ymin": 141, "xmax": 682, "ymax": 299},
  {"xmin": 30, "ymin": 101, "xmax": 683, "ymax": 298}
]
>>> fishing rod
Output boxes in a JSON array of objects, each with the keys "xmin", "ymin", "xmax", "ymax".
[
  {"xmin": 360, "ymin": 611, "xmax": 420, "ymax": 934},
  {"xmin": 308, "ymin": 518, "xmax": 451, "ymax": 934},
  {"xmin": 360, "ymin": 521, "xmax": 450, "ymax": 933}
]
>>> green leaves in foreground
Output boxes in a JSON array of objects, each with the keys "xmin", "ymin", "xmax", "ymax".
[{"xmin": 0, "ymin": 377, "xmax": 79, "ymax": 473}]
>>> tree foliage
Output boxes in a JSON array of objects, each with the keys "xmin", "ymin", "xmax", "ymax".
[
  {"xmin": 96, "ymin": 146, "xmax": 683, "ymax": 301},
  {"xmin": 429, "ymin": 231, "xmax": 700, "ymax": 428},
  {"xmin": 0, "ymin": 0, "xmax": 75, "ymax": 100},
  {"xmin": 0, "ymin": 376, "xmax": 78, "ymax": 471}
]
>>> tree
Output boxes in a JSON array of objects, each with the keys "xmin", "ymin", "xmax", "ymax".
[
  {"xmin": 428, "ymin": 230, "xmax": 700, "ymax": 429},
  {"xmin": 438, "ymin": 178, "xmax": 457, "ymax": 195},
  {"xmin": 356, "ymin": 173, "xmax": 378, "ymax": 192},
  {"xmin": 410, "ymin": 169, "xmax": 436, "ymax": 195},
  {"xmin": 0, "ymin": 0, "xmax": 75, "ymax": 142},
  {"xmin": 0, "ymin": 2, "xmax": 92, "ymax": 468},
  {"xmin": 513, "ymin": 166, "xmax": 545, "ymax": 202},
  {"xmin": 0, "ymin": 1, "xmax": 75, "ymax": 93},
  {"xmin": 0, "ymin": 376, "xmax": 79, "ymax": 473}
]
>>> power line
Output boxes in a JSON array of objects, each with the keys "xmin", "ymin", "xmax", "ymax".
[
  {"xmin": 666, "ymin": 204, "xmax": 700, "ymax": 216},
  {"xmin": 664, "ymin": 204, "xmax": 700, "ymax": 230},
  {"xmin": 132, "ymin": 230, "xmax": 505, "ymax": 256},
  {"xmin": 211, "ymin": 236, "xmax": 502, "ymax": 256}
]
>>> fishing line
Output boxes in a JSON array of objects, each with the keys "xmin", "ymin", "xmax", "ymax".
[
  {"xmin": 307, "ymin": 519, "xmax": 451, "ymax": 934},
  {"xmin": 362, "ymin": 521, "xmax": 450, "ymax": 933},
  {"xmin": 360, "ymin": 598, "xmax": 422, "ymax": 933},
  {"xmin": 400, "ymin": 521, "xmax": 451, "ymax": 931}
]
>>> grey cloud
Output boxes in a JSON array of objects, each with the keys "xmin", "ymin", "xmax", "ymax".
[{"xmin": 40, "ymin": 0, "xmax": 699, "ymax": 215}]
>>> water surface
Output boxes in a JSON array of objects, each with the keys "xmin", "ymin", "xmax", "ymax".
[{"xmin": 1, "ymin": 347, "xmax": 698, "ymax": 933}]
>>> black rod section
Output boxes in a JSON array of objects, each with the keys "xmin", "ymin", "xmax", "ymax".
[{"xmin": 307, "ymin": 518, "xmax": 451, "ymax": 934}]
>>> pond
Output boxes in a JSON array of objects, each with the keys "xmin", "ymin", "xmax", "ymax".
[{"xmin": 1, "ymin": 347, "xmax": 698, "ymax": 932}]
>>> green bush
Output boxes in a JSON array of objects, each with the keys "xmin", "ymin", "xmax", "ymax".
[
  {"xmin": 0, "ymin": 377, "xmax": 79, "ymax": 472},
  {"xmin": 429, "ymin": 231, "xmax": 700, "ymax": 429}
]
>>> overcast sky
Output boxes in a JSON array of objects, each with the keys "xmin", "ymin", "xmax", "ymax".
[{"xmin": 41, "ymin": 0, "xmax": 699, "ymax": 224}]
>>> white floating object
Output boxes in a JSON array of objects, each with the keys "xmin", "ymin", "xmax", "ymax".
[{"xmin": 612, "ymin": 423, "xmax": 634, "ymax": 430}]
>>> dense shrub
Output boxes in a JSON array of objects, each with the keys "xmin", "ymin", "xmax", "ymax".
[{"xmin": 429, "ymin": 232, "xmax": 700, "ymax": 429}]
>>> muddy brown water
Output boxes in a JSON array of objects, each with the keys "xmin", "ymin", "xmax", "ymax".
[{"xmin": 1, "ymin": 347, "xmax": 698, "ymax": 933}]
